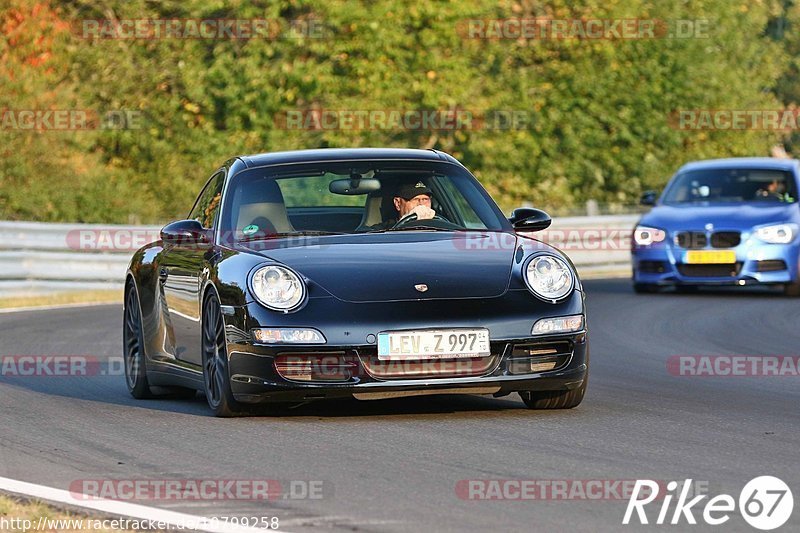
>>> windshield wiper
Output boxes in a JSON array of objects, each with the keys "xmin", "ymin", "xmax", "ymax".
[
  {"xmin": 382, "ymin": 225, "xmax": 455, "ymax": 233},
  {"xmin": 238, "ymin": 231, "xmax": 347, "ymax": 242}
]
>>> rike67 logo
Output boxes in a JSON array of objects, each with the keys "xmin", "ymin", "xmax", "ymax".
[{"xmin": 624, "ymin": 477, "xmax": 793, "ymax": 530}]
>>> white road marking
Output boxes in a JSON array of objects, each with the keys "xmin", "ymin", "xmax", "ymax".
[{"xmin": 0, "ymin": 476, "xmax": 280, "ymax": 533}]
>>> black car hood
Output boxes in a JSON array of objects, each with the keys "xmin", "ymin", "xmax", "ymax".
[{"xmin": 242, "ymin": 232, "xmax": 516, "ymax": 302}]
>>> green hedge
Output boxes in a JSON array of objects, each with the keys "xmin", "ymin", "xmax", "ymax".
[{"xmin": 0, "ymin": 0, "xmax": 793, "ymax": 223}]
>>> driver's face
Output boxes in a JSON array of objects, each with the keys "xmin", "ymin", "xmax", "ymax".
[
  {"xmin": 768, "ymin": 179, "xmax": 785, "ymax": 193},
  {"xmin": 394, "ymin": 194, "xmax": 431, "ymax": 217}
]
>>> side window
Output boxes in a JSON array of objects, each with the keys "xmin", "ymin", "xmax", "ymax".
[
  {"xmin": 189, "ymin": 171, "xmax": 225, "ymax": 229},
  {"xmin": 432, "ymin": 175, "xmax": 488, "ymax": 229}
]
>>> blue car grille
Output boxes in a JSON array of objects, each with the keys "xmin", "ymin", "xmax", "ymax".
[
  {"xmin": 675, "ymin": 231, "xmax": 707, "ymax": 249},
  {"xmin": 674, "ymin": 231, "xmax": 741, "ymax": 249},
  {"xmin": 710, "ymin": 231, "xmax": 741, "ymax": 248}
]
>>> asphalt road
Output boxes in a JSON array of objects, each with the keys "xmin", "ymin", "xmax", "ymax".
[{"xmin": 0, "ymin": 279, "xmax": 797, "ymax": 532}]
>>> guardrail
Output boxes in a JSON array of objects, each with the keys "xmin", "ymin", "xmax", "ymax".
[{"xmin": 0, "ymin": 216, "xmax": 639, "ymax": 294}]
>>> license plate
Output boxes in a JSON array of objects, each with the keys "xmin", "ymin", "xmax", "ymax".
[
  {"xmin": 684, "ymin": 250, "xmax": 736, "ymax": 264},
  {"xmin": 377, "ymin": 329, "xmax": 490, "ymax": 360}
]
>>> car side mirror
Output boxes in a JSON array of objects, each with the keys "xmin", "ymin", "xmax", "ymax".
[
  {"xmin": 160, "ymin": 219, "xmax": 212, "ymax": 247},
  {"xmin": 509, "ymin": 207, "xmax": 552, "ymax": 231},
  {"xmin": 640, "ymin": 190, "xmax": 657, "ymax": 206}
]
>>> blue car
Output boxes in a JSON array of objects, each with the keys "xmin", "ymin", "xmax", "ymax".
[{"xmin": 632, "ymin": 157, "xmax": 800, "ymax": 295}]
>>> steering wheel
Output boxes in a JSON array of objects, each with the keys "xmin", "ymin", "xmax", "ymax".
[{"xmin": 390, "ymin": 212, "xmax": 460, "ymax": 230}]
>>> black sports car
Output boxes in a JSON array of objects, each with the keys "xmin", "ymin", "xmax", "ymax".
[{"xmin": 124, "ymin": 148, "xmax": 588, "ymax": 416}]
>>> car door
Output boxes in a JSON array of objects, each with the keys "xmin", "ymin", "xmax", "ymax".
[{"xmin": 160, "ymin": 170, "xmax": 225, "ymax": 367}]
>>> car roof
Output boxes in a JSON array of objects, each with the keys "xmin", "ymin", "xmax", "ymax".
[
  {"xmin": 236, "ymin": 148, "xmax": 461, "ymax": 168},
  {"xmin": 679, "ymin": 157, "xmax": 800, "ymax": 173}
]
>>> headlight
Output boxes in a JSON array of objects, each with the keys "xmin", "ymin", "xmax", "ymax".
[
  {"xmin": 251, "ymin": 265, "xmax": 306, "ymax": 311},
  {"xmin": 524, "ymin": 255, "xmax": 575, "ymax": 302},
  {"xmin": 755, "ymin": 223, "xmax": 797, "ymax": 244},
  {"xmin": 633, "ymin": 225, "xmax": 667, "ymax": 246}
]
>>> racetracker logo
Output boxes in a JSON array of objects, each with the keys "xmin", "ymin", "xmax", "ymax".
[
  {"xmin": 457, "ymin": 19, "xmax": 710, "ymax": 40},
  {"xmin": 69, "ymin": 479, "xmax": 327, "ymax": 501},
  {"xmin": 0, "ymin": 356, "xmax": 119, "ymax": 377},
  {"xmin": 77, "ymin": 18, "xmax": 329, "ymax": 40},
  {"xmin": 66, "ymin": 228, "xmax": 161, "ymax": 251},
  {"xmin": 273, "ymin": 109, "xmax": 529, "ymax": 130},
  {"xmin": 667, "ymin": 355, "xmax": 800, "ymax": 377},
  {"xmin": 451, "ymin": 229, "xmax": 633, "ymax": 252},
  {"xmin": 670, "ymin": 109, "xmax": 800, "ymax": 131},
  {"xmin": 623, "ymin": 477, "xmax": 793, "ymax": 530},
  {"xmin": 455, "ymin": 479, "xmax": 708, "ymax": 501},
  {"xmin": 275, "ymin": 355, "xmax": 493, "ymax": 380},
  {"xmin": 65, "ymin": 229, "xmax": 333, "ymax": 251},
  {"xmin": 0, "ymin": 109, "xmax": 142, "ymax": 131}
]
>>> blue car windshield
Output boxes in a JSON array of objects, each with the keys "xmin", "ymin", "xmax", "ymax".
[{"xmin": 662, "ymin": 169, "xmax": 797, "ymax": 204}]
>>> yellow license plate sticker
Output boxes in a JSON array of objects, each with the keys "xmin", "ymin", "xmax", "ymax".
[{"xmin": 684, "ymin": 250, "xmax": 736, "ymax": 264}]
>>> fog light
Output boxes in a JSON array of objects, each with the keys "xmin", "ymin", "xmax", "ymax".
[
  {"xmin": 532, "ymin": 315, "xmax": 584, "ymax": 335},
  {"xmin": 252, "ymin": 328, "xmax": 326, "ymax": 344}
]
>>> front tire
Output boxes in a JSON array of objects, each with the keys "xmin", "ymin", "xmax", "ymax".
[
  {"xmin": 123, "ymin": 283, "xmax": 153, "ymax": 399},
  {"xmin": 202, "ymin": 292, "xmax": 241, "ymax": 417}
]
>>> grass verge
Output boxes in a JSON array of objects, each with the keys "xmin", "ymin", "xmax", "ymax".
[
  {"xmin": 0, "ymin": 290, "xmax": 122, "ymax": 310},
  {"xmin": 0, "ymin": 493, "xmax": 141, "ymax": 531}
]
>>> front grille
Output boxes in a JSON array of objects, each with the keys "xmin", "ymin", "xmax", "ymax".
[
  {"xmin": 639, "ymin": 260, "xmax": 668, "ymax": 274},
  {"xmin": 675, "ymin": 231, "xmax": 707, "ymax": 249},
  {"xmin": 677, "ymin": 263, "xmax": 743, "ymax": 278},
  {"xmin": 675, "ymin": 230, "xmax": 741, "ymax": 249},
  {"xmin": 755, "ymin": 260, "xmax": 787, "ymax": 272},
  {"xmin": 710, "ymin": 231, "xmax": 741, "ymax": 248},
  {"xmin": 507, "ymin": 340, "xmax": 573, "ymax": 374},
  {"xmin": 358, "ymin": 342, "xmax": 506, "ymax": 380}
]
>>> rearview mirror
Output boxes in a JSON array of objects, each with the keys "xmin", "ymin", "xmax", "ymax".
[
  {"xmin": 160, "ymin": 219, "xmax": 212, "ymax": 247},
  {"xmin": 329, "ymin": 178, "xmax": 381, "ymax": 195},
  {"xmin": 640, "ymin": 190, "xmax": 658, "ymax": 206},
  {"xmin": 509, "ymin": 207, "xmax": 552, "ymax": 231}
]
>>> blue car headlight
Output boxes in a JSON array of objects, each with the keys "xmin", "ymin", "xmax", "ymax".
[
  {"xmin": 633, "ymin": 225, "xmax": 667, "ymax": 246},
  {"xmin": 754, "ymin": 223, "xmax": 798, "ymax": 244}
]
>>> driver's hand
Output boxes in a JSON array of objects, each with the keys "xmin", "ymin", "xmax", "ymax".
[{"xmin": 410, "ymin": 205, "xmax": 436, "ymax": 220}]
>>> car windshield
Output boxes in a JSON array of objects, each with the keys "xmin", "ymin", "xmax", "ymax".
[
  {"xmin": 220, "ymin": 161, "xmax": 508, "ymax": 240},
  {"xmin": 662, "ymin": 168, "xmax": 797, "ymax": 205}
]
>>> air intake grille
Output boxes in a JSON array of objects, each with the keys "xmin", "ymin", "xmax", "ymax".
[
  {"xmin": 677, "ymin": 263, "xmax": 743, "ymax": 278},
  {"xmin": 754, "ymin": 260, "xmax": 787, "ymax": 272}
]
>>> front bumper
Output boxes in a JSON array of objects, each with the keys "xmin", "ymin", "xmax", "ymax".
[
  {"xmin": 219, "ymin": 289, "xmax": 587, "ymax": 403},
  {"xmin": 632, "ymin": 235, "xmax": 799, "ymax": 286},
  {"xmin": 226, "ymin": 332, "xmax": 588, "ymax": 403}
]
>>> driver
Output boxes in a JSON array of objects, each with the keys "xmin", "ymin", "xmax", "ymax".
[
  {"xmin": 393, "ymin": 181, "xmax": 436, "ymax": 222},
  {"xmin": 364, "ymin": 181, "xmax": 438, "ymax": 231},
  {"xmin": 756, "ymin": 178, "xmax": 790, "ymax": 201}
]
